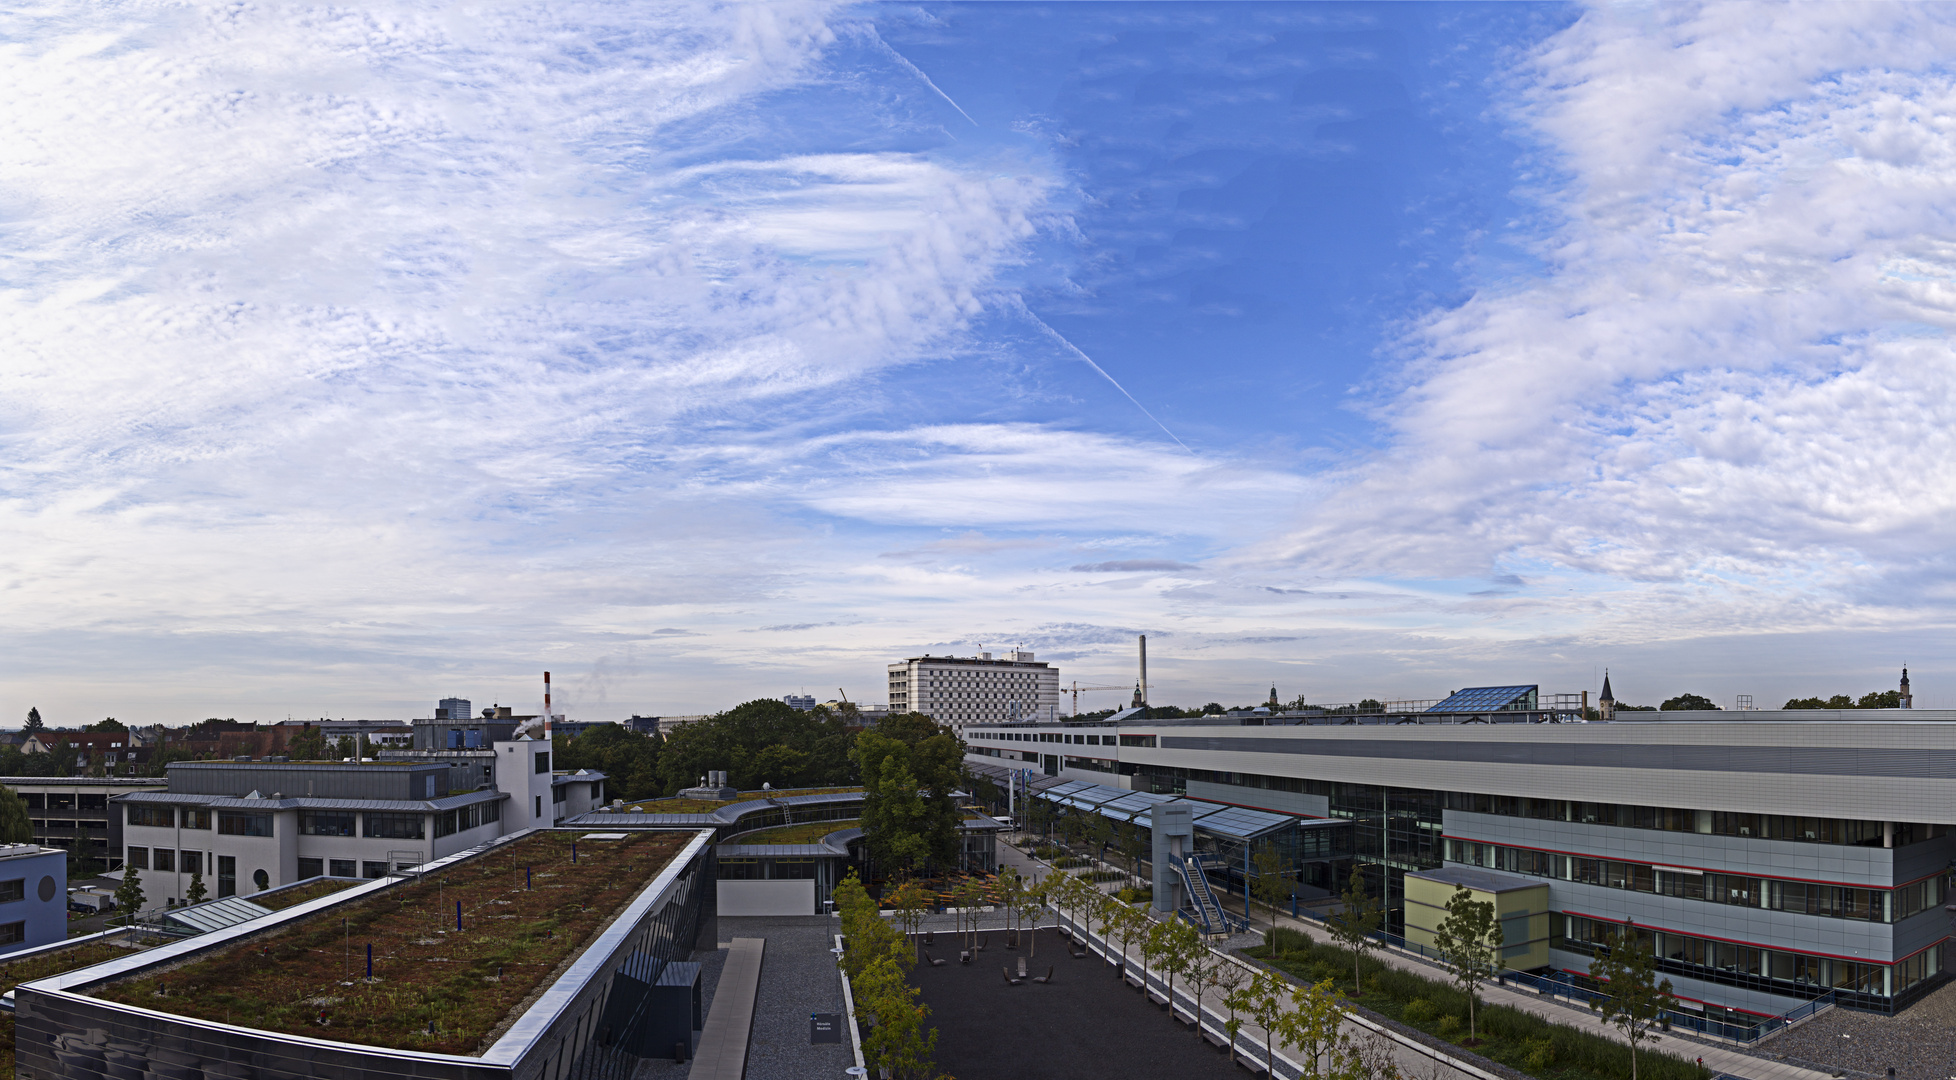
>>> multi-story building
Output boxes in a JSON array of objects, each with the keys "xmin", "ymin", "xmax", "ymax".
[
  {"xmin": 115, "ymin": 736, "xmax": 606, "ymax": 909},
  {"xmin": 10, "ymin": 777, "xmax": 166, "ymax": 874},
  {"xmin": 0, "ymin": 845, "xmax": 68, "ymax": 957},
  {"xmin": 888, "ymin": 650, "xmax": 1058, "ymax": 729},
  {"xmin": 964, "ymin": 690, "xmax": 1956, "ymax": 1022},
  {"xmin": 782, "ymin": 694, "xmax": 815, "ymax": 711}
]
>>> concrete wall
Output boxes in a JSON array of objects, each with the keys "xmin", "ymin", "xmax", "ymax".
[{"xmin": 716, "ymin": 879, "xmax": 815, "ymax": 916}]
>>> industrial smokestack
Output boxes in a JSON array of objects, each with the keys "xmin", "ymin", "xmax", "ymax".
[{"xmin": 1139, "ymin": 635, "xmax": 1148, "ymax": 708}]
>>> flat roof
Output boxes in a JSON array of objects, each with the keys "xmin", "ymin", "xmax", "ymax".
[
  {"xmin": 1407, "ymin": 865, "xmax": 1544, "ymax": 894},
  {"xmin": 73, "ymin": 829, "xmax": 700, "ymax": 1056}
]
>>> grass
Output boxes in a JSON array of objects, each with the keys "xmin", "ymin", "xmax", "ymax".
[
  {"xmin": 1248, "ymin": 928, "xmax": 1711, "ymax": 1080},
  {"xmin": 255, "ymin": 878, "xmax": 362, "ymax": 911},
  {"xmin": 91, "ymin": 830, "xmax": 691, "ymax": 1056},
  {"xmin": 628, "ymin": 786, "xmax": 862, "ymax": 814},
  {"xmin": 731, "ymin": 818, "xmax": 858, "ymax": 845},
  {"xmin": 0, "ymin": 934, "xmax": 157, "ymax": 1079}
]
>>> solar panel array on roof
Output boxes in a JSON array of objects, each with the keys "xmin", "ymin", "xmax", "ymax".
[{"xmin": 1426, "ymin": 684, "xmax": 1538, "ymax": 713}]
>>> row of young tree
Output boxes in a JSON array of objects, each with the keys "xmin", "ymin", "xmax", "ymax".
[{"xmin": 834, "ymin": 871, "xmax": 945, "ymax": 1080}]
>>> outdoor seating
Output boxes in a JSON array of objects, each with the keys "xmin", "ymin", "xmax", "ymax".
[
  {"xmin": 923, "ymin": 950, "xmax": 946, "ymax": 967},
  {"xmin": 959, "ymin": 949, "xmax": 971, "ymax": 964},
  {"xmin": 976, "ymin": 933, "xmax": 988, "ymax": 951},
  {"xmin": 1016, "ymin": 956, "xmax": 1027, "ymax": 978},
  {"xmin": 1032, "ymin": 966, "xmax": 1054, "ymax": 984},
  {"xmin": 1068, "ymin": 942, "xmax": 1088, "ymax": 959},
  {"xmin": 1002, "ymin": 966, "xmax": 1023, "ymax": 986}
]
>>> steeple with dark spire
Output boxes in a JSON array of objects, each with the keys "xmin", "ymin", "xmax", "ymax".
[{"xmin": 1598, "ymin": 670, "xmax": 1616, "ymax": 721}]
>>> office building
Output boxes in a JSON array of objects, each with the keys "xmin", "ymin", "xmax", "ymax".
[
  {"xmin": 965, "ymin": 688, "xmax": 1956, "ymax": 1021},
  {"xmin": 434, "ymin": 697, "xmax": 472, "ymax": 720},
  {"xmin": 888, "ymin": 650, "xmax": 1058, "ymax": 729},
  {"xmin": 116, "ymin": 737, "xmax": 606, "ymax": 908},
  {"xmin": 0, "ymin": 846, "xmax": 68, "ymax": 957},
  {"xmin": 782, "ymin": 694, "xmax": 815, "ymax": 711},
  {"xmin": 9, "ymin": 777, "xmax": 166, "ymax": 874}
]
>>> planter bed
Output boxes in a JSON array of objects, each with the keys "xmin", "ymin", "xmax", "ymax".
[
  {"xmin": 731, "ymin": 818, "xmax": 858, "ymax": 845},
  {"xmin": 1244, "ymin": 933, "xmax": 1711, "ymax": 1080},
  {"xmin": 254, "ymin": 877, "xmax": 362, "ymax": 912},
  {"xmin": 89, "ymin": 830, "xmax": 688, "ymax": 1056},
  {"xmin": 630, "ymin": 786, "xmax": 862, "ymax": 814}
]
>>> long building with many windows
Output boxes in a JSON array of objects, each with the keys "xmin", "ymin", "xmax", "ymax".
[
  {"xmin": 887, "ymin": 650, "xmax": 1059, "ymax": 728},
  {"xmin": 965, "ymin": 700, "xmax": 1956, "ymax": 1023}
]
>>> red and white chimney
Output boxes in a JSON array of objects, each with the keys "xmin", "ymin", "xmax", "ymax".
[{"xmin": 544, "ymin": 671, "xmax": 552, "ymax": 740}]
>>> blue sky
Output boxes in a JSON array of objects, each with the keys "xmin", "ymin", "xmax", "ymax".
[{"xmin": 6, "ymin": 1, "xmax": 1956, "ymax": 723}]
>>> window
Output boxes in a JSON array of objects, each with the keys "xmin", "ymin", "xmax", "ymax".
[
  {"xmin": 252, "ymin": 869, "xmax": 269, "ymax": 892},
  {"xmin": 434, "ymin": 810, "xmax": 457, "ymax": 838},
  {"xmin": 535, "ymin": 796, "xmax": 543, "ymax": 819},
  {"xmin": 218, "ymin": 855, "xmax": 235, "ymax": 898},
  {"xmin": 78, "ymin": 794, "xmax": 106, "ymax": 812},
  {"xmin": 362, "ymin": 861, "xmax": 389, "ymax": 879},
  {"xmin": 364, "ymin": 812, "xmax": 424, "ymax": 840},
  {"xmin": 0, "ymin": 923, "xmax": 22, "ymax": 946},
  {"xmin": 181, "ymin": 851, "xmax": 201, "ymax": 877},
  {"xmin": 0, "ymin": 879, "xmax": 22, "ymax": 904},
  {"xmin": 1118, "ymin": 735, "xmax": 1156, "ymax": 747},
  {"xmin": 21, "ymin": 795, "xmax": 40, "ymax": 810},
  {"xmin": 127, "ymin": 846, "xmax": 149, "ymax": 870},
  {"xmin": 126, "ymin": 805, "xmax": 173, "ymax": 828},
  {"xmin": 153, "ymin": 849, "xmax": 175, "ymax": 872},
  {"xmin": 480, "ymin": 801, "xmax": 500, "ymax": 823},
  {"xmin": 218, "ymin": 812, "xmax": 273, "ymax": 837},
  {"xmin": 300, "ymin": 811, "xmax": 356, "ymax": 837},
  {"xmin": 553, "ymin": 785, "xmax": 567, "ymax": 803},
  {"xmin": 535, "ymin": 751, "xmax": 550, "ymax": 774},
  {"xmin": 329, "ymin": 858, "xmax": 356, "ymax": 878},
  {"xmin": 180, "ymin": 808, "xmax": 212, "ymax": 830},
  {"xmin": 298, "ymin": 857, "xmax": 323, "ymax": 879}
]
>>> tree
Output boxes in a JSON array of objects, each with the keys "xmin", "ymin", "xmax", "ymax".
[
  {"xmin": 1857, "ymin": 690, "xmax": 1903, "ymax": 709},
  {"xmin": 87, "ymin": 717, "xmax": 126, "ymax": 733},
  {"xmin": 0, "ymin": 787, "xmax": 28, "ymax": 844},
  {"xmin": 1250, "ymin": 840, "xmax": 1291, "ymax": 926},
  {"xmin": 186, "ymin": 868, "xmax": 208, "ymax": 905},
  {"xmin": 1659, "ymin": 694, "xmax": 1718, "ymax": 711},
  {"xmin": 286, "ymin": 724, "xmax": 329, "ymax": 761},
  {"xmin": 854, "ymin": 718, "xmax": 963, "ymax": 878},
  {"xmin": 1159, "ymin": 917, "xmax": 1204, "ymax": 1026},
  {"xmin": 23, "ymin": 707, "xmax": 41, "ymax": 732},
  {"xmin": 1588, "ymin": 920, "xmax": 1677, "ymax": 1080},
  {"xmin": 1278, "ymin": 978, "xmax": 1349, "ymax": 1080},
  {"xmin": 1214, "ymin": 959, "xmax": 1249, "ymax": 1063},
  {"xmin": 555, "ymin": 724, "xmax": 662, "ymax": 801},
  {"xmin": 889, "ymin": 879, "xmax": 932, "ymax": 963},
  {"xmin": 1230, "ymin": 968, "xmax": 1290, "ymax": 1077},
  {"xmin": 1114, "ymin": 820, "xmax": 1146, "ymax": 886},
  {"xmin": 1105, "ymin": 901, "xmax": 1144, "ymax": 981},
  {"xmin": 114, "ymin": 861, "xmax": 145, "ymax": 927},
  {"xmin": 1432, "ymin": 885, "xmax": 1502, "ymax": 1043},
  {"xmin": 1185, "ymin": 942, "xmax": 1226, "ymax": 1042},
  {"xmin": 655, "ymin": 698, "xmax": 857, "ymax": 794},
  {"xmin": 1327, "ymin": 864, "xmax": 1383, "ymax": 996}
]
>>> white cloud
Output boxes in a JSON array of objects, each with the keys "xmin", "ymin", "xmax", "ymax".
[{"xmin": 1269, "ymin": 2, "xmax": 1956, "ymax": 646}]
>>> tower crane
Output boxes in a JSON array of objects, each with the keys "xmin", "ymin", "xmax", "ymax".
[{"xmin": 1066, "ymin": 681, "xmax": 1134, "ymax": 716}]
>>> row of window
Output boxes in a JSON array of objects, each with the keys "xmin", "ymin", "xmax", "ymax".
[
  {"xmin": 126, "ymin": 847, "xmax": 203, "ymax": 875},
  {"xmin": 297, "ymin": 857, "xmax": 411, "ymax": 880},
  {"xmin": 125, "ymin": 806, "xmax": 214, "ymax": 829},
  {"xmin": 972, "ymin": 730, "xmax": 1156, "ymax": 749},
  {"xmin": 1445, "ymin": 793, "xmax": 1947, "ymax": 848},
  {"xmin": 134, "ymin": 804, "xmax": 500, "ymax": 841},
  {"xmin": 1558, "ymin": 914, "xmax": 1939, "ymax": 1001},
  {"xmin": 1446, "ymin": 838, "xmax": 1946, "ymax": 923},
  {"xmin": 28, "ymin": 819, "xmax": 108, "ymax": 832},
  {"xmin": 433, "ymin": 802, "xmax": 499, "ymax": 838},
  {"xmin": 21, "ymin": 794, "xmax": 108, "ymax": 811}
]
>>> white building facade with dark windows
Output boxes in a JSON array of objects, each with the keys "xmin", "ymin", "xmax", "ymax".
[
  {"xmin": 114, "ymin": 741, "xmax": 605, "ymax": 910},
  {"xmin": 963, "ymin": 697, "xmax": 1956, "ymax": 1025},
  {"xmin": 887, "ymin": 651, "xmax": 1058, "ymax": 729}
]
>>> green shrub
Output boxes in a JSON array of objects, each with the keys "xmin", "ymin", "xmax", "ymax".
[
  {"xmin": 1267, "ymin": 926, "xmax": 1313, "ymax": 955},
  {"xmin": 1435, "ymin": 1014, "xmax": 1462, "ymax": 1039},
  {"xmin": 1524, "ymin": 1037, "xmax": 1555, "ymax": 1072},
  {"xmin": 1402, "ymin": 998, "xmax": 1436, "ymax": 1023}
]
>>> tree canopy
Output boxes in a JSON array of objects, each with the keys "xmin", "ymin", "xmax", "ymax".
[
  {"xmin": 1785, "ymin": 690, "xmax": 1902, "ymax": 709},
  {"xmin": 87, "ymin": 717, "xmax": 126, "ymax": 733},
  {"xmin": 555, "ymin": 724, "xmax": 661, "ymax": 802},
  {"xmin": 853, "ymin": 713, "xmax": 964, "ymax": 876},
  {"xmin": 23, "ymin": 707, "xmax": 40, "ymax": 731},
  {"xmin": 285, "ymin": 725, "xmax": 329, "ymax": 761},
  {"xmin": 654, "ymin": 699, "xmax": 856, "ymax": 795},
  {"xmin": 1658, "ymin": 694, "xmax": 1718, "ymax": 711},
  {"xmin": 0, "ymin": 787, "xmax": 30, "ymax": 845}
]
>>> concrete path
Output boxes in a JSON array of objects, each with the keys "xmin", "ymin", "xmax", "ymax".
[{"xmin": 691, "ymin": 936, "xmax": 764, "ymax": 1080}]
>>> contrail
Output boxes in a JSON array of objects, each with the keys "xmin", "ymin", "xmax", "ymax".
[
  {"xmin": 1015, "ymin": 297, "xmax": 1194, "ymax": 455},
  {"xmin": 866, "ymin": 26, "xmax": 979, "ymax": 127}
]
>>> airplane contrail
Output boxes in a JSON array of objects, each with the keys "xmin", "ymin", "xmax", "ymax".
[
  {"xmin": 1014, "ymin": 297, "xmax": 1195, "ymax": 455},
  {"xmin": 866, "ymin": 26, "xmax": 979, "ymax": 128}
]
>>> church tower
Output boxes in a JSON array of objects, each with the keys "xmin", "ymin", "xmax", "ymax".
[
  {"xmin": 1901, "ymin": 667, "xmax": 1913, "ymax": 710},
  {"xmin": 1598, "ymin": 670, "xmax": 1616, "ymax": 722}
]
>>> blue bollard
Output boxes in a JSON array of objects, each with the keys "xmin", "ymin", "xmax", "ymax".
[
  {"xmin": 456, "ymin": 900, "xmax": 462, "ymax": 931},
  {"xmin": 527, "ymin": 866, "xmax": 532, "ymax": 889},
  {"xmin": 366, "ymin": 943, "xmax": 372, "ymax": 979}
]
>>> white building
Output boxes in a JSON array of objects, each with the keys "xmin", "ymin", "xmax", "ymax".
[
  {"xmin": 115, "ymin": 736, "xmax": 605, "ymax": 909},
  {"xmin": 887, "ymin": 651, "xmax": 1058, "ymax": 730},
  {"xmin": 782, "ymin": 694, "xmax": 815, "ymax": 711}
]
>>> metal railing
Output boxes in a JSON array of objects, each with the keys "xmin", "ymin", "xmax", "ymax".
[{"xmin": 1180, "ymin": 855, "xmax": 1246, "ymax": 934}]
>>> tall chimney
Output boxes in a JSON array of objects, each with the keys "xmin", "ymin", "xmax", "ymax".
[
  {"xmin": 1139, "ymin": 635, "xmax": 1148, "ymax": 708},
  {"xmin": 544, "ymin": 671, "xmax": 552, "ymax": 741}
]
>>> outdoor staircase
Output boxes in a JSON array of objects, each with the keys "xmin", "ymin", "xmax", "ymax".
[{"xmin": 1176, "ymin": 855, "xmax": 1240, "ymax": 935}]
